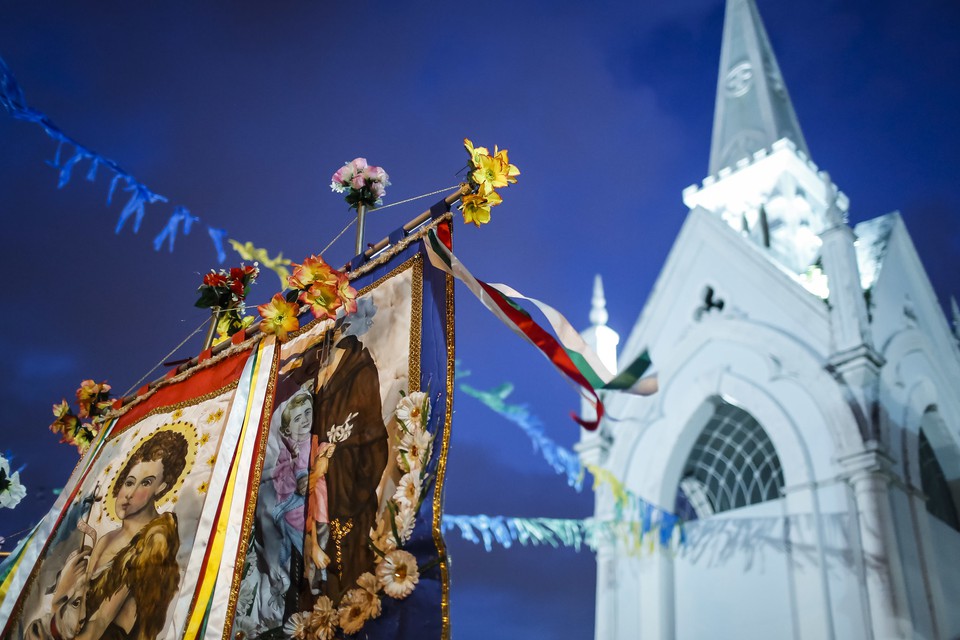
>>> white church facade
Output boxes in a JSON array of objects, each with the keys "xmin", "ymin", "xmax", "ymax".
[{"xmin": 578, "ymin": 1, "xmax": 960, "ymax": 638}]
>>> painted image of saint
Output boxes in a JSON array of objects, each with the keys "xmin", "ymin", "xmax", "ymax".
[
  {"xmin": 308, "ymin": 332, "xmax": 388, "ymax": 603},
  {"xmin": 81, "ymin": 429, "xmax": 188, "ymax": 640}
]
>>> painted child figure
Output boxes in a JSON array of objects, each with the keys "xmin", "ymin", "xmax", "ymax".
[{"xmin": 271, "ymin": 389, "xmax": 315, "ymax": 569}]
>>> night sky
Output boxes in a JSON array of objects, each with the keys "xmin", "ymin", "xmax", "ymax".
[{"xmin": 2, "ymin": 1, "xmax": 959, "ymax": 638}]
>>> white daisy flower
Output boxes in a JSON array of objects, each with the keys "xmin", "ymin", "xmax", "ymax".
[
  {"xmin": 393, "ymin": 472, "xmax": 422, "ymax": 510},
  {"xmin": 308, "ymin": 596, "xmax": 338, "ymax": 640},
  {"xmin": 282, "ymin": 611, "xmax": 310, "ymax": 640},
  {"xmin": 398, "ymin": 429, "xmax": 433, "ymax": 472},
  {"xmin": 337, "ymin": 587, "xmax": 378, "ymax": 634},
  {"xmin": 395, "ymin": 392, "xmax": 430, "ymax": 430},
  {"xmin": 376, "ymin": 549, "xmax": 420, "ymax": 600},
  {"xmin": 395, "ymin": 504, "xmax": 417, "ymax": 544}
]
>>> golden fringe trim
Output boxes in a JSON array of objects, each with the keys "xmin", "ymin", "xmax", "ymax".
[{"xmin": 433, "ymin": 257, "xmax": 456, "ymax": 639}]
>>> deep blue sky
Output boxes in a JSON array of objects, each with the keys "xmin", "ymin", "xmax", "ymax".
[{"xmin": 2, "ymin": 1, "xmax": 959, "ymax": 637}]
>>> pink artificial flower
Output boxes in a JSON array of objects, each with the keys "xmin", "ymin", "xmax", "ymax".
[
  {"xmin": 351, "ymin": 174, "xmax": 365, "ymax": 190},
  {"xmin": 350, "ymin": 157, "xmax": 368, "ymax": 173},
  {"xmin": 370, "ymin": 181, "xmax": 385, "ymax": 199},
  {"xmin": 332, "ymin": 165, "xmax": 350, "ymax": 186}
]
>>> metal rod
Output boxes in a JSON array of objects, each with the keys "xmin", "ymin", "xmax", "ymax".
[
  {"xmin": 354, "ymin": 203, "xmax": 367, "ymax": 255},
  {"xmin": 115, "ymin": 184, "xmax": 471, "ymax": 408}
]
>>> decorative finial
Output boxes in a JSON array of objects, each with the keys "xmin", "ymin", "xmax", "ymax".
[{"xmin": 590, "ymin": 275, "xmax": 608, "ymax": 327}]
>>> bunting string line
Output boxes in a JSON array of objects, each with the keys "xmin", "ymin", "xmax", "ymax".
[
  {"xmin": 456, "ymin": 376, "xmax": 685, "ymax": 551},
  {"xmin": 0, "ymin": 54, "xmax": 461, "ymax": 281}
]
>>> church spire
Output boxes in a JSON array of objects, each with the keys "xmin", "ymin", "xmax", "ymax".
[{"xmin": 709, "ymin": 0, "xmax": 810, "ymax": 174}]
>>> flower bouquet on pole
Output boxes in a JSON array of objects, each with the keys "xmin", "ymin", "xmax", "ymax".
[{"xmin": 195, "ymin": 264, "xmax": 260, "ymax": 347}]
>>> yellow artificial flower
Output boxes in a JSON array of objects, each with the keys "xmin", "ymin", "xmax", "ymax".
[
  {"xmin": 494, "ymin": 147, "xmax": 520, "ymax": 184},
  {"xmin": 460, "ymin": 190, "xmax": 502, "ymax": 227},
  {"xmin": 258, "ymin": 294, "xmax": 301, "ymax": 342},
  {"xmin": 463, "ymin": 138, "xmax": 490, "ymax": 167},
  {"xmin": 471, "ymin": 153, "xmax": 511, "ymax": 192}
]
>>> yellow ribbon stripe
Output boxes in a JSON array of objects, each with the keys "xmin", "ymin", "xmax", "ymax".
[{"xmin": 183, "ymin": 343, "xmax": 263, "ymax": 636}]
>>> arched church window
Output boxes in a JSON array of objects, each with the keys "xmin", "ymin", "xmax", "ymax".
[
  {"xmin": 674, "ymin": 398, "xmax": 784, "ymax": 521},
  {"xmin": 918, "ymin": 428, "xmax": 960, "ymax": 532}
]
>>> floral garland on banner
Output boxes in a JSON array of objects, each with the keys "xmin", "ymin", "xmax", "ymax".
[
  {"xmin": 49, "ymin": 379, "xmax": 112, "ymax": 455},
  {"xmin": 0, "ymin": 455, "xmax": 27, "ymax": 510},
  {"xmin": 195, "ymin": 263, "xmax": 259, "ymax": 345},
  {"xmin": 283, "ymin": 391, "xmax": 436, "ymax": 639}
]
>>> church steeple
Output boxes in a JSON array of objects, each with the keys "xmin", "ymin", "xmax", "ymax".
[{"xmin": 709, "ymin": 0, "xmax": 810, "ymax": 175}]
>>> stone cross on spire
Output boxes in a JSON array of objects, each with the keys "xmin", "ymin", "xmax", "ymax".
[{"xmin": 709, "ymin": 0, "xmax": 810, "ymax": 174}]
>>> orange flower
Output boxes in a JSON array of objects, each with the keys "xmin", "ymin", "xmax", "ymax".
[
  {"xmin": 258, "ymin": 294, "xmax": 301, "ymax": 342},
  {"xmin": 299, "ymin": 282, "xmax": 342, "ymax": 320},
  {"xmin": 337, "ymin": 273, "xmax": 358, "ymax": 315},
  {"xmin": 288, "ymin": 255, "xmax": 337, "ymax": 291},
  {"xmin": 76, "ymin": 380, "xmax": 111, "ymax": 419}
]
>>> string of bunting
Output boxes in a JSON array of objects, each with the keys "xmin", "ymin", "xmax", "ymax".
[
  {"xmin": 1, "ymin": 54, "xmax": 364, "ymax": 288},
  {"xmin": 450, "ymin": 378, "xmax": 685, "ymax": 552}
]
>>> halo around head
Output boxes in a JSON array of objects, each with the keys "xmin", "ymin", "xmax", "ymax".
[{"xmin": 103, "ymin": 421, "xmax": 198, "ymax": 523}]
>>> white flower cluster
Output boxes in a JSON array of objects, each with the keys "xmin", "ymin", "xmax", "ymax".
[{"xmin": 0, "ymin": 455, "xmax": 26, "ymax": 509}]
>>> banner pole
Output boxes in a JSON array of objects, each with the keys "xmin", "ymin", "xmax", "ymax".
[{"xmin": 354, "ymin": 202, "xmax": 367, "ymax": 255}]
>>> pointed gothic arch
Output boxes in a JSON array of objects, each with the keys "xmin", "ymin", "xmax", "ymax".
[{"xmin": 674, "ymin": 396, "xmax": 785, "ymax": 520}]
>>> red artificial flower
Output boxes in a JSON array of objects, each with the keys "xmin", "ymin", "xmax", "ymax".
[{"xmin": 203, "ymin": 272, "xmax": 227, "ymax": 287}]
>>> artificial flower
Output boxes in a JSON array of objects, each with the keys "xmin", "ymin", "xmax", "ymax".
[
  {"xmin": 308, "ymin": 596, "xmax": 338, "ymax": 640},
  {"xmin": 357, "ymin": 571, "xmax": 380, "ymax": 596},
  {"xmin": 460, "ymin": 190, "xmax": 502, "ymax": 227},
  {"xmin": 73, "ymin": 424, "xmax": 98, "ymax": 454},
  {"xmin": 376, "ymin": 549, "xmax": 420, "ymax": 599},
  {"xmin": 258, "ymin": 294, "xmax": 300, "ymax": 342},
  {"xmin": 330, "ymin": 158, "xmax": 390, "ymax": 211},
  {"xmin": 76, "ymin": 380, "xmax": 111, "ymax": 419},
  {"xmin": 282, "ymin": 611, "xmax": 310, "ymax": 640},
  {"xmin": 393, "ymin": 472, "xmax": 422, "ymax": 509},
  {"xmin": 288, "ymin": 255, "xmax": 337, "ymax": 291},
  {"xmin": 463, "ymin": 138, "xmax": 490, "ymax": 166},
  {"xmin": 494, "ymin": 146, "xmax": 520, "ymax": 184},
  {"xmin": 203, "ymin": 272, "xmax": 227, "ymax": 287},
  {"xmin": 398, "ymin": 429, "xmax": 433, "ymax": 473},
  {"xmin": 0, "ymin": 455, "xmax": 27, "ymax": 509},
  {"xmin": 471, "ymin": 153, "xmax": 512, "ymax": 192},
  {"xmin": 337, "ymin": 588, "xmax": 375, "ymax": 635},
  {"xmin": 370, "ymin": 517, "xmax": 398, "ymax": 557},
  {"xmin": 299, "ymin": 282, "xmax": 342, "ymax": 320},
  {"xmin": 395, "ymin": 503, "xmax": 417, "ymax": 543},
  {"xmin": 396, "ymin": 392, "xmax": 430, "ymax": 430},
  {"xmin": 52, "ymin": 399, "xmax": 71, "ymax": 421},
  {"xmin": 336, "ymin": 273, "xmax": 358, "ymax": 315}
]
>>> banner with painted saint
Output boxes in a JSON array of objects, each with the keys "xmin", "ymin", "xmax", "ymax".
[
  {"xmin": 229, "ymin": 211, "xmax": 454, "ymax": 640},
  {"xmin": 0, "ymin": 346, "xmax": 262, "ymax": 640}
]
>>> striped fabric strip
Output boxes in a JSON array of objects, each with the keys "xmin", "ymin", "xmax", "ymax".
[{"xmin": 423, "ymin": 225, "xmax": 654, "ymax": 430}]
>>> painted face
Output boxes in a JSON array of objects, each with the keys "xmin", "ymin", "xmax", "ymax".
[
  {"xmin": 117, "ymin": 459, "xmax": 167, "ymax": 519},
  {"xmin": 287, "ymin": 403, "xmax": 313, "ymax": 441}
]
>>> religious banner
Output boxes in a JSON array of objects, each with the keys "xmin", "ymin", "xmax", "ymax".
[
  {"xmin": 0, "ymin": 343, "xmax": 267, "ymax": 640},
  {"xmin": 227, "ymin": 213, "xmax": 454, "ymax": 639}
]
